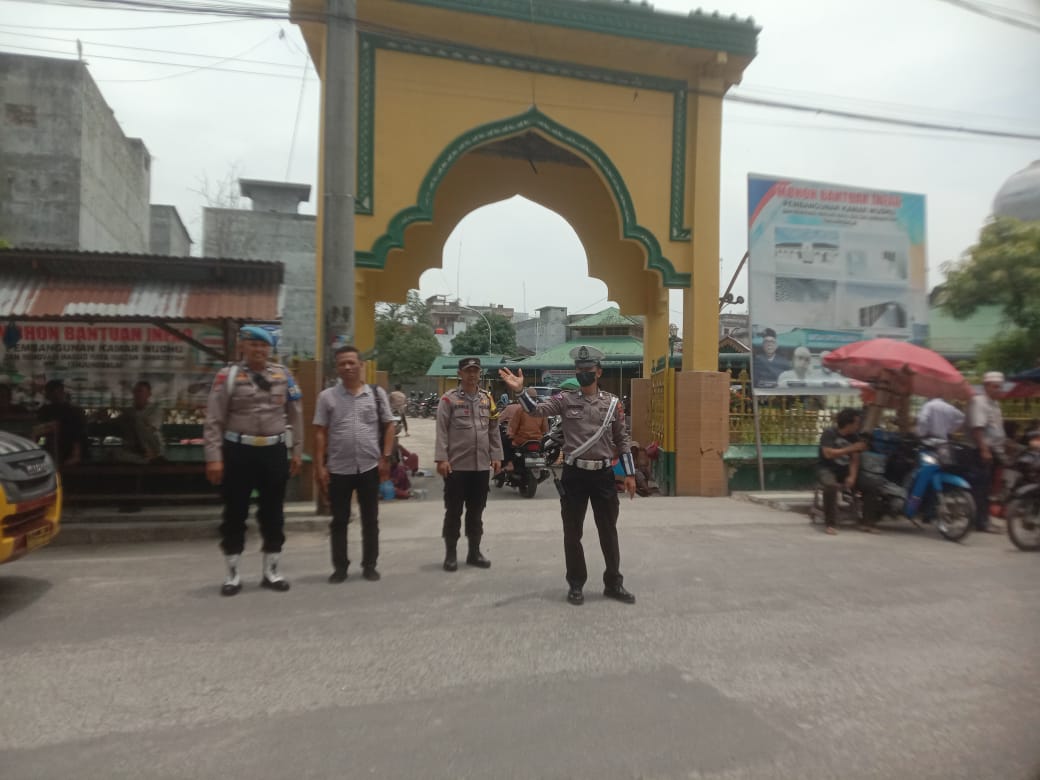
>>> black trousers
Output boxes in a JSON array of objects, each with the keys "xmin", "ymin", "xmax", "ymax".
[
  {"xmin": 219, "ymin": 441, "xmax": 288, "ymax": 555},
  {"xmin": 968, "ymin": 450, "xmax": 994, "ymax": 530},
  {"xmin": 328, "ymin": 468, "xmax": 380, "ymax": 571},
  {"xmin": 442, "ymin": 470, "xmax": 489, "ymax": 542},
  {"xmin": 559, "ymin": 465, "xmax": 622, "ymax": 589}
]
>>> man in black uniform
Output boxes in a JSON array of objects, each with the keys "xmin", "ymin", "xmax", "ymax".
[{"xmin": 500, "ymin": 345, "xmax": 637, "ymax": 606}]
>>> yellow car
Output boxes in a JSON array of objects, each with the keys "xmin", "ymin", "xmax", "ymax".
[{"xmin": 0, "ymin": 431, "xmax": 61, "ymax": 564}]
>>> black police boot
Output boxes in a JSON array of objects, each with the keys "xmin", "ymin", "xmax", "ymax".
[
  {"xmin": 443, "ymin": 540, "xmax": 458, "ymax": 572},
  {"xmin": 603, "ymin": 584, "xmax": 636, "ymax": 604},
  {"xmin": 567, "ymin": 586, "xmax": 584, "ymax": 606},
  {"xmin": 466, "ymin": 538, "xmax": 491, "ymax": 569},
  {"xmin": 221, "ymin": 554, "xmax": 242, "ymax": 597}
]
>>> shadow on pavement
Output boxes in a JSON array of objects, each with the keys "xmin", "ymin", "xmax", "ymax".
[{"xmin": 0, "ymin": 575, "xmax": 53, "ymax": 622}]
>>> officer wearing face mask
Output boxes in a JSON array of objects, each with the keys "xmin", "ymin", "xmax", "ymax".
[{"xmin": 499, "ymin": 345, "xmax": 636, "ymax": 607}]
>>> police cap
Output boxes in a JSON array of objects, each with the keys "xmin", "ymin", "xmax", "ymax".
[
  {"xmin": 458, "ymin": 357, "xmax": 482, "ymax": 370},
  {"xmin": 239, "ymin": 325, "xmax": 275, "ymax": 346},
  {"xmin": 569, "ymin": 344, "xmax": 604, "ymax": 368}
]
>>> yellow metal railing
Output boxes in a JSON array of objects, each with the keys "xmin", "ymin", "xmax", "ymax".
[{"xmin": 727, "ymin": 368, "xmax": 840, "ymax": 446}]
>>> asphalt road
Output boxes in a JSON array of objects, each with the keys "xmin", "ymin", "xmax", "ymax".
[{"xmin": 2, "ymin": 474, "xmax": 1039, "ymax": 780}]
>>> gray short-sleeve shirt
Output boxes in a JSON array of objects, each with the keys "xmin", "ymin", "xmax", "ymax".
[{"xmin": 313, "ymin": 384, "xmax": 394, "ymax": 475}]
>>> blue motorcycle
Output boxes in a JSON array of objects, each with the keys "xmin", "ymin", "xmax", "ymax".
[{"xmin": 867, "ymin": 432, "xmax": 975, "ymax": 541}]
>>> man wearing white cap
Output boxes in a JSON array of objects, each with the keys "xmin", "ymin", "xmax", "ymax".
[
  {"xmin": 204, "ymin": 325, "xmax": 304, "ymax": 594},
  {"xmin": 966, "ymin": 371, "xmax": 1007, "ymax": 533}
]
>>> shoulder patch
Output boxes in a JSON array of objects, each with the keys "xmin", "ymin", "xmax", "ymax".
[
  {"xmin": 213, "ymin": 369, "xmax": 229, "ymax": 389},
  {"xmin": 286, "ymin": 373, "xmax": 302, "ymax": 401}
]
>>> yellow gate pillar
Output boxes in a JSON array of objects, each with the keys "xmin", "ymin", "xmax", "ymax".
[{"xmin": 676, "ymin": 75, "xmax": 729, "ymax": 497}]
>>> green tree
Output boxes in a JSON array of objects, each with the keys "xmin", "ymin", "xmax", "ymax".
[
  {"xmin": 940, "ymin": 217, "xmax": 1040, "ymax": 372},
  {"xmin": 374, "ymin": 291, "xmax": 442, "ymax": 382},
  {"xmin": 450, "ymin": 313, "xmax": 517, "ymax": 356}
]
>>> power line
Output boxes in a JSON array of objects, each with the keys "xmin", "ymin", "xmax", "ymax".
[
  {"xmin": 0, "ymin": 41, "xmax": 302, "ymax": 79},
  {"xmin": 0, "ymin": 29, "xmax": 304, "ymax": 70},
  {"xmin": 4, "ymin": 0, "xmax": 1037, "ymax": 142},
  {"xmin": 932, "ymin": 0, "xmax": 1040, "ymax": 33},
  {"xmin": 0, "ymin": 17, "xmax": 248, "ymax": 31},
  {"xmin": 723, "ymin": 91, "xmax": 1040, "ymax": 142}
]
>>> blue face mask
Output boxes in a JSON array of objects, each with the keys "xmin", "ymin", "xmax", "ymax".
[{"xmin": 576, "ymin": 371, "xmax": 597, "ymax": 387}]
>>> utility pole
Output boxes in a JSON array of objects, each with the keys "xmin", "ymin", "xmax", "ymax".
[{"xmin": 320, "ymin": 0, "xmax": 357, "ymax": 380}]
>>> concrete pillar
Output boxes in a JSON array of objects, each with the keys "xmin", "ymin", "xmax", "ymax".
[
  {"xmin": 674, "ymin": 370, "xmax": 730, "ymax": 496},
  {"xmin": 629, "ymin": 377, "xmax": 651, "ymax": 447}
]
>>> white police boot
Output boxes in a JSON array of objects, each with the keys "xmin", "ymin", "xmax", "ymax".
[
  {"xmin": 260, "ymin": 552, "xmax": 290, "ymax": 592},
  {"xmin": 221, "ymin": 554, "xmax": 241, "ymax": 597}
]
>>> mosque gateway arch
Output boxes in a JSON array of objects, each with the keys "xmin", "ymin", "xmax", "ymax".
[{"xmin": 291, "ymin": 0, "xmax": 757, "ymax": 496}]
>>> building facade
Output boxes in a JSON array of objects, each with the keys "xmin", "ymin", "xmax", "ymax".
[
  {"xmin": 203, "ymin": 179, "xmax": 317, "ymax": 358},
  {"xmin": 0, "ymin": 53, "xmax": 151, "ymax": 252}
]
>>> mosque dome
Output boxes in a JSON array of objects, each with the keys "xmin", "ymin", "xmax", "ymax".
[{"xmin": 993, "ymin": 159, "xmax": 1040, "ymax": 221}]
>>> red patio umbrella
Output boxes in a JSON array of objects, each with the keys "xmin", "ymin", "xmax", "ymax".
[{"xmin": 823, "ymin": 338, "xmax": 973, "ymax": 400}]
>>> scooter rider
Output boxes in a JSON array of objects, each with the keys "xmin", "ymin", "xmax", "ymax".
[{"xmin": 499, "ymin": 345, "xmax": 637, "ymax": 606}]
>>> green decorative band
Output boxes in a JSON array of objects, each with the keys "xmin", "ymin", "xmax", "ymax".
[
  {"xmin": 356, "ymin": 31, "xmax": 692, "ymax": 243},
  {"xmin": 395, "ymin": 0, "xmax": 758, "ymax": 57},
  {"xmin": 356, "ymin": 35, "xmax": 375, "ymax": 215},
  {"xmin": 356, "ymin": 107, "xmax": 690, "ymax": 288},
  {"xmin": 670, "ymin": 89, "xmax": 690, "ymax": 242}
]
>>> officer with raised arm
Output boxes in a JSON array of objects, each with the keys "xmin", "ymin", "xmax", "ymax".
[
  {"xmin": 499, "ymin": 345, "xmax": 637, "ymax": 606},
  {"xmin": 204, "ymin": 325, "xmax": 303, "ymax": 596}
]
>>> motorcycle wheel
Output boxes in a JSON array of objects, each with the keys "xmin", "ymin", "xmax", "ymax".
[
  {"xmin": 935, "ymin": 487, "xmax": 974, "ymax": 542},
  {"xmin": 521, "ymin": 478, "xmax": 537, "ymax": 499},
  {"xmin": 1006, "ymin": 497, "xmax": 1040, "ymax": 551}
]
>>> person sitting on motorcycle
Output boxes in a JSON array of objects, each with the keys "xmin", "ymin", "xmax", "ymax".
[
  {"xmin": 506, "ymin": 388, "xmax": 549, "ymax": 469},
  {"xmin": 497, "ymin": 397, "xmax": 522, "ymax": 471},
  {"xmin": 817, "ymin": 407, "xmax": 876, "ymax": 535}
]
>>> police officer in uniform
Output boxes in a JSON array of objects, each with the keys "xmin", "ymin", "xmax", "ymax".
[
  {"xmin": 434, "ymin": 357, "xmax": 503, "ymax": 571},
  {"xmin": 204, "ymin": 326, "xmax": 303, "ymax": 596},
  {"xmin": 499, "ymin": 346, "xmax": 637, "ymax": 606}
]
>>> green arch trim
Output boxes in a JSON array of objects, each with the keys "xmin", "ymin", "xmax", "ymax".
[{"xmin": 356, "ymin": 108, "xmax": 691, "ymax": 288}]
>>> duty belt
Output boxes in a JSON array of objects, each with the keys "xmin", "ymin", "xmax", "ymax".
[
  {"xmin": 224, "ymin": 431, "xmax": 286, "ymax": 447},
  {"xmin": 564, "ymin": 456, "xmax": 611, "ymax": 471}
]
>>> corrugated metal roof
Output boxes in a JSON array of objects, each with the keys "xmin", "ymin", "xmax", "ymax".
[
  {"xmin": 0, "ymin": 248, "xmax": 282, "ymax": 322},
  {"xmin": 568, "ymin": 307, "xmax": 641, "ymax": 328},
  {"xmin": 518, "ymin": 337, "xmax": 644, "ymax": 368}
]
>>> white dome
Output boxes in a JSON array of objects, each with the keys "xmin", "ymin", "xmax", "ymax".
[{"xmin": 993, "ymin": 160, "xmax": 1040, "ymax": 222}]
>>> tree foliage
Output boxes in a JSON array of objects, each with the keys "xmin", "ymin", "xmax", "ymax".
[
  {"xmin": 374, "ymin": 291, "xmax": 442, "ymax": 383},
  {"xmin": 450, "ymin": 313, "xmax": 517, "ymax": 356},
  {"xmin": 941, "ymin": 217, "xmax": 1040, "ymax": 372},
  {"xmin": 942, "ymin": 217, "xmax": 1040, "ymax": 331}
]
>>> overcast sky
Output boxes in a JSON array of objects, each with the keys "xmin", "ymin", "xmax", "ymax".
[{"xmin": 2, "ymin": 0, "xmax": 1038, "ymax": 329}]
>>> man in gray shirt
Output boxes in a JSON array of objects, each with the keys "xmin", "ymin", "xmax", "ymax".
[
  {"xmin": 314, "ymin": 346, "xmax": 396, "ymax": 582},
  {"xmin": 967, "ymin": 371, "xmax": 1007, "ymax": 533}
]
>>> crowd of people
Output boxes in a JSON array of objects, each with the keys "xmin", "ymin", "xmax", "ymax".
[{"xmin": 815, "ymin": 370, "xmax": 1038, "ymax": 535}]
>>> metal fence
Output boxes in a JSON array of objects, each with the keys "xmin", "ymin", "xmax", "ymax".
[{"xmin": 727, "ymin": 368, "xmax": 1040, "ymax": 445}]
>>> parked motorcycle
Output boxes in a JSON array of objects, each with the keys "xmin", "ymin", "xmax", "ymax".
[
  {"xmin": 867, "ymin": 432, "xmax": 975, "ymax": 542},
  {"xmin": 1003, "ymin": 448, "xmax": 1040, "ymax": 551},
  {"xmin": 542, "ymin": 416, "xmax": 563, "ymax": 468},
  {"xmin": 418, "ymin": 393, "xmax": 439, "ymax": 418},
  {"xmin": 494, "ymin": 438, "xmax": 551, "ymax": 498}
]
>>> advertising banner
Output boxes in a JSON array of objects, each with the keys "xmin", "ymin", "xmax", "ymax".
[
  {"xmin": 747, "ymin": 175, "xmax": 927, "ymax": 395},
  {"xmin": 0, "ymin": 321, "xmax": 226, "ymax": 413}
]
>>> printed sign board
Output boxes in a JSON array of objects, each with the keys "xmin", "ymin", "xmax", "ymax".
[
  {"xmin": 747, "ymin": 175, "xmax": 927, "ymax": 395},
  {"xmin": 0, "ymin": 321, "xmax": 226, "ymax": 412}
]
